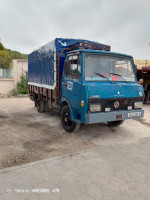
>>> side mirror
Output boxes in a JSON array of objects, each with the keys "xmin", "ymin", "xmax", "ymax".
[{"xmin": 63, "ymin": 60, "xmax": 70, "ymax": 75}]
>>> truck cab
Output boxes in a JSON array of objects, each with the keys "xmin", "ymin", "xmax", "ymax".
[{"xmin": 60, "ymin": 49, "xmax": 144, "ymax": 132}]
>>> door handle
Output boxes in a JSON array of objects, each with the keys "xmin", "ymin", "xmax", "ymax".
[{"xmin": 62, "ymin": 82, "xmax": 67, "ymax": 87}]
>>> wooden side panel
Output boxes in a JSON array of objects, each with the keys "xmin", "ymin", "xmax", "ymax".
[{"xmin": 28, "ymin": 85, "xmax": 59, "ymax": 110}]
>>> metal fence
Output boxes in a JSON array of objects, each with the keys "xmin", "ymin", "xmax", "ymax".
[{"xmin": 0, "ymin": 68, "xmax": 13, "ymax": 78}]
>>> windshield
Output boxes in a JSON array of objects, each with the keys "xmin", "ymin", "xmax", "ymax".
[{"xmin": 84, "ymin": 54, "xmax": 136, "ymax": 82}]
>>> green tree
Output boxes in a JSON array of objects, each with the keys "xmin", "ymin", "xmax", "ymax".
[
  {"xmin": 0, "ymin": 41, "xmax": 28, "ymax": 69},
  {"xmin": 0, "ymin": 50, "xmax": 11, "ymax": 69},
  {"xmin": 0, "ymin": 42, "xmax": 4, "ymax": 50}
]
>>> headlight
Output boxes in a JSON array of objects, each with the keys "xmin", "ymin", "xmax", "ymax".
[
  {"xmin": 89, "ymin": 104, "xmax": 101, "ymax": 112},
  {"xmin": 134, "ymin": 102, "xmax": 143, "ymax": 109}
]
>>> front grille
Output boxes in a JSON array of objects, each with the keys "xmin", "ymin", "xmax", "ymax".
[{"xmin": 88, "ymin": 97, "xmax": 143, "ymax": 112}]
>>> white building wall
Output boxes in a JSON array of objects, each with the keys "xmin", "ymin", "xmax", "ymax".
[
  {"xmin": 0, "ymin": 79, "xmax": 14, "ymax": 94},
  {"xmin": 0, "ymin": 59, "xmax": 28, "ymax": 95},
  {"xmin": 13, "ymin": 59, "xmax": 28, "ymax": 87}
]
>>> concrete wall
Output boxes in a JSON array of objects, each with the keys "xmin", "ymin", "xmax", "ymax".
[
  {"xmin": 0, "ymin": 79, "xmax": 14, "ymax": 94},
  {"xmin": 0, "ymin": 59, "xmax": 28, "ymax": 95},
  {"xmin": 13, "ymin": 59, "xmax": 28, "ymax": 87}
]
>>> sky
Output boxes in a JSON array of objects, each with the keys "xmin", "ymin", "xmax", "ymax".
[{"xmin": 0, "ymin": 0, "xmax": 150, "ymax": 60}]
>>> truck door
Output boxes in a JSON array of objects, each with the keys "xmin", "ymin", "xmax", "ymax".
[{"xmin": 61, "ymin": 55, "xmax": 81, "ymax": 116}]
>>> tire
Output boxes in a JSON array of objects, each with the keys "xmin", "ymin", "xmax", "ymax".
[
  {"xmin": 34, "ymin": 93, "xmax": 38, "ymax": 107},
  {"xmin": 35, "ymin": 99, "xmax": 37, "ymax": 107},
  {"xmin": 37, "ymin": 100, "xmax": 45, "ymax": 113},
  {"xmin": 44, "ymin": 102, "xmax": 49, "ymax": 112},
  {"xmin": 107, "ymin": 120, "xmax": 124, "ymax": 127},
  {"xmin": 60, "ymin": 105, "xmax": 80, "ymax": 132}
]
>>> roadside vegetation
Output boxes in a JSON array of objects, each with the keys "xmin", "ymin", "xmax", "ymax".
[
  {"xmin": 11, "ymin": 71, "xmax": 28, "ymax": 96},
  {"xmin": 0, "ymin": 41, "xmax": 28, "ymax": 96},
  {"xmin": 0, "ymin": 41, "xmax": 28, "ymax": 69}
]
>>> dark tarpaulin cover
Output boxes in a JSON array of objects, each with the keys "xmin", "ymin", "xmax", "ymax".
[{"xmin": 28, "ymin": 38, "xmax": 110, "ymax": 88}]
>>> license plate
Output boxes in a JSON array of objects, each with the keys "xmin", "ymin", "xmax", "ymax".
[{"xmin": 128, "ymin": 112, "xmax": 142, "ymax": 117}]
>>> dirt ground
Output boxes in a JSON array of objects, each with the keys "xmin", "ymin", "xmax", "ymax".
[{"xmin": 0, "ymin": 97, "xmax": 149, "ymax": 169}]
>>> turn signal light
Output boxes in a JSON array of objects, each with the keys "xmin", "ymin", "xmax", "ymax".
[{"xmin": 81, "ymin": 101, "xmax": 84, "ymax": 107}]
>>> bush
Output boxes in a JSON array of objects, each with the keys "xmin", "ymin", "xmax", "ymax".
[{"xmin": 11, "ymin": 71, "xmax": 28, "ymax": 96}]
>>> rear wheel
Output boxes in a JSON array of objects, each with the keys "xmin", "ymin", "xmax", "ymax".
[
  {"xmin": 44, "ymin": 102, "xmax": 49, "ymax": 112},
  {"xmin": 37, "ymin": 100, "xmax": 45, "ymax": 113},
  {"xmin": 35, "ymin": 99, "xmax": 37, "ymax": 107},
  {"xmin": 107, "ymin": 120, "xmax": 124, "ymax": 127},
  {"xmin": 34, "ymin": 93, "xmax": 38, "ymax": 107},
  {"xmin": 61, "ymin": 105, "xmax": 80, "ymax": 132}
]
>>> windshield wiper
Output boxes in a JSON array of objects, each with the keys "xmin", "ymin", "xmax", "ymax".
[
  {"xmin": 109, "ymin": 73, "xmax": 128, "ymax": 84},
  {"xmin": 94, "ymin": 72, "xmax": 113, "ymax": 83},
  {"xmin": 93, "ymin": 72, "xmax": 113, "ymax": 83},
  {"xmin": 94, "ymin": 72, "xmax": 110, "ymax": 81}
]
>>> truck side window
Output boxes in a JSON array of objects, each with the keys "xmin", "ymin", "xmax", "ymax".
[{"xmin": 65, "ymin": 56, "xmax": 81, "ymax": 80}]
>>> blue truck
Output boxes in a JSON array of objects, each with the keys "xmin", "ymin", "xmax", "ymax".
[{"xmin": 28, "ymin": 38, "xmax": 144, "ymax": 132}]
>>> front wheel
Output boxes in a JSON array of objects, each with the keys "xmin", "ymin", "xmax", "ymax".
[
  {"xmin": 107, "ymin": 120, "xmax": 124, "ymax": 127},
  {"xmin": 60, "ymin": 105, "xmax": 80, "ymax": 132}
]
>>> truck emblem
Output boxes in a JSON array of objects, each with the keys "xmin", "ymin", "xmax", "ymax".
[
  {"xmin": 114, "ymin": 101, "xmax": 119, "ymax": 108},
  {"xmin": 118, "ymin": 91, "xmax": 120, "ymax": 94},
  {"xmin": 58, "ymin": 40, "xmax": 67, "ymax": 46}
]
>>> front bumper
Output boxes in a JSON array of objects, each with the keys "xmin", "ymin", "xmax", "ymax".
[{"xmin": 85, "ymin": 109, "xmax": 144, "ymax": 124}]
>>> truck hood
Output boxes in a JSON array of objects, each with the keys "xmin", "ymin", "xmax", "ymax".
[{"xmin": 86, "ymin": 82, "xmax": 144, "ymax": 99}]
